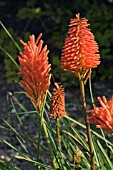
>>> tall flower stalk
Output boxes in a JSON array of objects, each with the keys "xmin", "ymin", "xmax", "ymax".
[
  {"xmin": 18, "ymin": 34, "xmax": 54, "ymax": 164},
  {"xmin": 79, "ymin": 75, "xmax": 95, "ymax": 169},
  {"xmin": 61, "ymin": 13, "xmax": 100, "ymax": 169},
  {"xmin": 49, "ymin": 83, "xmax": 67, "ymax": 148}
]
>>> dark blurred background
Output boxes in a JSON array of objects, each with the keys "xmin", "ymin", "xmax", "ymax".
[{"xmin": 0, "ymin": 0, "xmax": 113, "ymax": 87}]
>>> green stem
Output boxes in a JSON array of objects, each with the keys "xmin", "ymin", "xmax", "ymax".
[
  {"xmin": 56, "ymin": 119, "xmax": 61, "ymax": 148},
  {"xmin": 36, "ymin": 114, "xmax": 42, "ymax": 170},
  {"xmin": 36, "ymin": 109, "xmax": 54, "ymax": 161},
  {"xmin": 89, "ymin": 71, "xmax": 109, "ymax": 148},
  {"xmin": 79, "ymin": 76, "xmax": 95, "ymax": 170},
  {"xmin": 89, "ymin": 68, "xmax": 94, "ymax": 107}
]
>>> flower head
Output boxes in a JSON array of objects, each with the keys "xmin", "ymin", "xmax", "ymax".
[
  {"xmin": 61, "ymin": 13, "xmax": 100, "ymax": 79},
  {"xmin": 18, "ymin": 33, "xmax": 51, "ymax": 112},
  {"xmin": 49, "ymin": 83, "xmax": 67, "ymax": 119},
  {"xmin": 87, "ymin": 96, "xmax": 113, "ymax": 136}
]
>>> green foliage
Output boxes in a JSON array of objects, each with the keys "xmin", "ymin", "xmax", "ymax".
[
  {"xmin": 17, "ymin": 7, "xmax": 41, "ymax": 20},
  {"xmin": 0, "ymin": 28, "xmax": 20, "ymax": 83},
  {"xmin": 17, "ymin": 0, "xmax": 41, "ymax": 20},
  {"xmin": 0, "ymin": 162, "xmax": 20, "ymax": 170},
  {"xmin": 0, "ymin": 91, "xmax": 113, "ymax": 169},
  {"xmin": 1, "ymin": 1, "xmax": 113, "ymax": 169},
  {"xmin": 1, "ymin": 0, "xmax": 113, "ymax": 85}
]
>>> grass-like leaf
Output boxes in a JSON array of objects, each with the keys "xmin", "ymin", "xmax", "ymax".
[
  {"xmin": 0, "ymin": 21, "xmax": 21, "ymax": 51},
  {"xmin": 0, "ymin": 46, "xmax": 20, "ymax": 70},
  {"xmin": 93, "ymin": 136, "xmax": 113, "ymax": 169}
]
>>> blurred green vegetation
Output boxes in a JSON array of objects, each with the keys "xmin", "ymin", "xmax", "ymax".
[{"xmin": 0, "ymin": 0, "xmax": 113, "ymax": 86}]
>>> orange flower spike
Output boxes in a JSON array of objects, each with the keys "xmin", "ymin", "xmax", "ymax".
[
  {"xmin": 61, "ymin": 13, "xmax": 100, "ymax": 79},
  {"xmin": 18, "ymin": 34, "xmax": 51, "ymax": 112},
  {"xmin": 87, "ymin": 96, "xmax": 113, "ymax": 136},
  {"xmin": 49, "ymin": 83, "xmax": 67, "ymax": 120}
]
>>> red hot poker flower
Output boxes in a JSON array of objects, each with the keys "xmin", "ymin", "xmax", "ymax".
[
  {"xmin": 49, "ymin": 83, "xmax": 67, "ymax": 119},
  {"xmin": 18, "ymin": 34, "xmax": 51, "ymax": 112},
  {"xmin": 61, "ymin": 13, "xmax": 100, "ymax": 79},
  {"xmin": 87, "ymin": 96, "xmax": 113, "ymax": 136}
]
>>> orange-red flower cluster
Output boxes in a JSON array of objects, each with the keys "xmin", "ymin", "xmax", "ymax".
[
  {"xmin": 61, "ymin": 13, "xmax": 100, "ymax": 78},
  {"xmin": 18, "ymin": 33, "xmax": 51, "ymax": 112},
  {"xmin": 87, "ymin": 96, "xmax": 113, "ymax": 136},
  {"xmin": 49, "ymin": 83, "xmax": 67, "ymax": 119}
]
